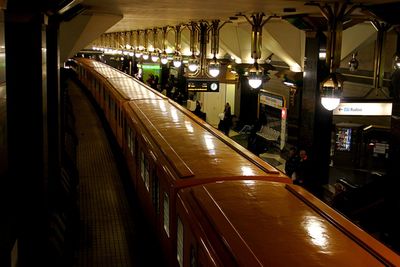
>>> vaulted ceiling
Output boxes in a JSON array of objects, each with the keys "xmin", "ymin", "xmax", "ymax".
[{"xmin": 49, "ymin": 0, "xmax": 400, "ymax": 66}]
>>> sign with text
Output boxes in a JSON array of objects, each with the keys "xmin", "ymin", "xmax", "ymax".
[
  {"xmin": 259, "ymin": 92, "xmax": 284, "ymax": 109},
  {"xmin": 187, "ymin": 79, "xmax": 219, "ymax": 92},
  {"xmin": 333, "ymin": 102, "xmax": 392, "ymax": 116}
]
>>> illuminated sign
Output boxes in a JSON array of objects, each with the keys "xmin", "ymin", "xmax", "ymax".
[
  {"xmin": 187, "ymin": 79, "xmax": 219, "ymax": 92},
  {"xmin": 259, "ymin": 92, "xmax": 284, "ymax": 109},
  {"xmin": 333, "ymin": 103, "xmax": 392, "ymax": 116}
]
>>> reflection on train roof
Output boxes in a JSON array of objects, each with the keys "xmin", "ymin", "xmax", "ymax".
[{"xmin": 126, "ymin": 100, "xmax": 285, "ymax": 179}]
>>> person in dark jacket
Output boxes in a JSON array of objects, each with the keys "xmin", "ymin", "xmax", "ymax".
[
  {"xmin": 285, "ymin": 147, "xmax": 300, "ymax": 179},
  {"xmin": 222, "ymin": 102, "xmax": 232, "ymax": 136}
]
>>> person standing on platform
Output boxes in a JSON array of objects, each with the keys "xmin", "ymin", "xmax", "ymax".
[
  {"xmin": 294, "ymin": 149, "xmax": 312, "ymax": 191},
  {"xmin": 222, "ymin": 102, "xmax": 232, "ymax": 136},
  {"xmin": 285, "ymin": 147, "xmax": 300, "ymax": 179}
]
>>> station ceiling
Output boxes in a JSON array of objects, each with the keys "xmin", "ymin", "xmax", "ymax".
[{"xmin": 7, "ymin": 0, "xmax": 399, "ymax": 65}]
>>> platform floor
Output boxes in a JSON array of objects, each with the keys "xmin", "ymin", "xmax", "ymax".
[{"xmin": 68, "ymin": 80, "xmax": 165, "ymax": 267}]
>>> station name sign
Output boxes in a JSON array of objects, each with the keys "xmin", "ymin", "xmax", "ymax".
[
  {"xmin": 333, "ymin": 102, "xmax": 392, "ymax": 116},
  {"xmin": 187, "ymin": 79, "xmax": 219, "ymax": 92}
]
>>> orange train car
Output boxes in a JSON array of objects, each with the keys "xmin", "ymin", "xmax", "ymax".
[
  {"xmin": 73, "ymin": 58, "xmax": 166, "ymax": 146},
  {"xmin": 176, "ymin": 180, "xmax": 400, "ymax": 267},
  {"xmin": 73, "ymin": 58, "xmax": 292, "ymax": 265},
  {"xmin": 121, "ymin": 97, "xmax": 292, "ymax": 266},
  {"xmin": 71, "ymin": 57, "xmax": 399, "ymax": 266}
]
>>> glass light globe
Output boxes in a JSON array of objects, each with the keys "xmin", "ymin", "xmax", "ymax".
[
  {"xmin": 135, "ymin": 49, "xmax": 142, "ymax": 58},
  {"xmin": 151, "ymin": 52, "xmax": 159, "ymax": 62},
  {"xmin": 142, "ymin": 51, "xmax": 149, "ymax": 60},
  {"xmin": 247, "ymin": 64, "xmax": 264, "ymax": 89},
  {"xmin": 320, "ymin": 73, "xmax": 343, "ymax": 111},
  {"xmin": 188, "ymin": 56, "xmax": 198, "ymax": 72},
  {"xmin": 321, "ymin": 97, "xmax": 340, "ymax": 111},
  {"xmin": 173, "ymin": 53, "xmax": 182, "ymax": 68},
  {"xmin": 208, "ymin": 59, "xmax": 220, "ymax": 77},
  {"xmin": 394, "ymin": 55, "xmax": 400, "ymax": 70},
  {"xmin": 248, "ymin": 78, "xmax": 263, "ymax": 89},
  {"xmin": 160, "ymin": 51, "xmax": 168, "ymax": 64}
]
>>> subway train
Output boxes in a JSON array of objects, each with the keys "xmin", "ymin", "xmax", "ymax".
[{"xmin": 71, "ymin": 57, "xmax": 400, "ymax": 266}]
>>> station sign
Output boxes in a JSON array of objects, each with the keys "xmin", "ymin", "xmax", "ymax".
[
  {"xmin": 259, "ymin": 91, "xmax": 285, "ymax": 109},
  {"xmin": 187, "ymin": 79, "xmax": 219, "ymax": 92},
  {"xmin": 333, "ymin": 102, "xmax": 392, "ymax": 116}
]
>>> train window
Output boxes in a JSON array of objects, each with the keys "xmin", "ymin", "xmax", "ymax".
[
  {"xmin": 130, "ymin": 131, "xmax": 135, "ymax": 157},
  {"xmin": 126, "ymin": 126, "xmax": 132, "ymax": 156},
  {"xmin": 163, "ymin": 192, "xmax": 170, "ymax": 237},
  {"xmin": 177, "ymin": 217, "xmax": 184, "ymax": 267},
  {"xmin": 151, "ymin": 173, "xmax": 160, "ymax": 215},
  {"xmin": 115, "ymin": 105, "xmax": 118, "ymax": 122},
  {"xmin": 190, "ymin": 245, "xmax": 197, "ymax": 267},
  {"xmin": 140, "ymin": 151, "xmax": 150, "ymax": 191}
]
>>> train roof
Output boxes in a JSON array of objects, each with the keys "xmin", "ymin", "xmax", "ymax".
[
  {"xmin": 178, "ymin": 180, "xmax": 400, "ymax": 266},
  {"xmin": 106, "ymin": 77, "xmax": 167, "ymax": 100},
  {"xmin": 76, "ymin": 58, "xmax": 167, "ymax": 100},
  {"xmin": 124, "ymin": 100, "xmax": 291, "ymax": 184}
]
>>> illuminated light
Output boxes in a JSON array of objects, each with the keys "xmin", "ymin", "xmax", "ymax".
[
  {"xmin": 160, "ymin": 51, "xmax": 168, "ymax": 64},
  {"xmin": 283, "ymin": 81, "xmax": 296, "ymax": 87},
  {"xmin": 151, "ymin": 52, "xmax": 159, "ymax": 62},
  {"xmin": 165, "ymin": 47, "xmax": 173, "ymax": 54},
  {"xmin": 208, "ymin": 58, "xmax": 220, "ymax": 77},
  {"xmin": 320, "ymin": 73, "xmax": 343, "ymax": 111},
  {"xmin": 304, "ymin": 218, "xmax": 328, "ymax": 249},
  {"xmin": 248, "ymin": 63, "xmax": 264, "ymax": 89},
  {"xmin": 141, "ymin": 64, "xmax": 161, "ymax": 70},
  {"xmin": 184, "ymin": 121, "xmax": 194, "ymax": 133},
  {"xmin": 125, "ymin": 44, "xmax": 131, "ymax": 49},
  {"xmin": 348, "ymin": 52, "xmax": 359, "ymax": 71},
  {"xmin": 135, "ymin": 49, "xmax": 142, "ymax": 58},
  {"xmin": 129, "ymin": 52, "xmax": 134, "ymax": 57},
  {"xmin": 173, "ymin": 52, "xmax": 182, "ymax": 68},
  {"xmin": 321, "ymin": 97, "xmax": 340, "ymax": 111},
  {"xmin": 173, "ymin": 60, "xmax": 182, "ymax": 68},
  {"xmin": 142, "ymin": 51, "xmax": 149, "ymax": 60},
  {"xmin": 248, "ymin": 78, "xmax": 262, "ymax": 89},
  {"xmin": 188, "ymin": 56, "xmax": 198, "ymax": 72},
  {"xmin": 319, "ymin": 49, "xmax": 326, "ymax": 59},
  {"xmin": 281, "ymin": 108, "xmax": 287, "ymax": 119},
  {"xmin": 290, "ymin": 64, "xmax": 302, "ymax": 72},
  {"xmin": 394, "ymin": 55, "xmax": 400, "ymax": 70},
  {"xmin": 161, "ymin": 57, "xmax": 169, "ymax": 65}
]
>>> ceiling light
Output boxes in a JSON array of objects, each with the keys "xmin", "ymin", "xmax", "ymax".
[
  {"xmin": 348, "ymin": 52, "xmax": 359, "ymax": 71},
  {"xmin": 142, "ymin": 50, "xmax": 149, "ymax": 60},
  {"xmin": 188, "ymin": 55, "xmax": 198, "ymax": 72},
  {"xmin": 151, "ymin": 51, "xmax": 159, "ymax": 62},
  {"xmin": 208, "ymin": 57, "xmax": 220, "ymax": 77},
  {"xmin": 320, "ymin": 72, "xmax": 343, "ymax": 111},
  {"xmin": 248, "ymin": 63, "xmax": 264, "ymax": 89},
  {"xmin": 173, "ymin": 53, "xmax": 182, "ymax": 68},
  {"xmin": 160, "ymin": 52, "xmax": 168, "ymax": 64},
  {"xmin": 394, "ymin": 55, "xmax": 400, "ymax": 70}
]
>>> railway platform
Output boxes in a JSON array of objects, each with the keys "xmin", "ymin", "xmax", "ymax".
[{"xmin": 67, "ymin": 79, "xmax": 165, "ymax": 267}]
